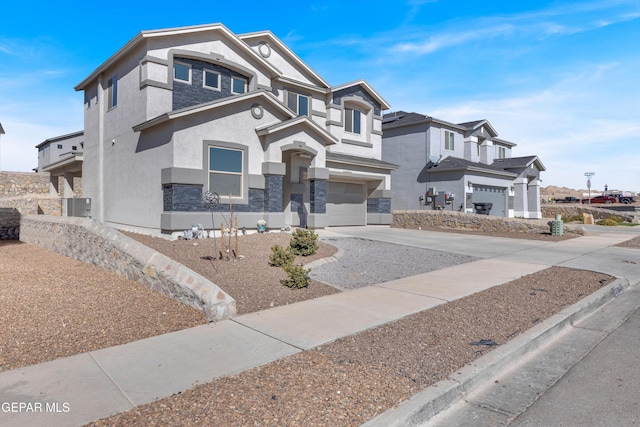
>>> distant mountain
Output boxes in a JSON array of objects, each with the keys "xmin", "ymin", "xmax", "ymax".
[{"xmin": 541, "ymin": 186, "xmax": 587, "ymax": 199}]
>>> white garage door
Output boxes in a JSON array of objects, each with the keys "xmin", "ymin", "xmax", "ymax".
[
  {"xmin": 326, "ymin": 182, "xmax": 366, "ymax": 226},
  {"xmin": 472, "ymin": 185, "xmax": 506, "ymax": 217}
]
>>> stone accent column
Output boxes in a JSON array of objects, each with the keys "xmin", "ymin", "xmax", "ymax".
[
  {"xmin": 309, "ymin": 179, "xmax": 326, "ymax": 214},
  {"xmin": 307, "ymin": 167, "xmax": 329, "ymax": 228},
  {"xmin": 367, "ymin": 189, "xmax": 393, "ymax": 225},
  {"xmin": 262, "ymin": 162, "xmax": 286, "ymax": 213}
]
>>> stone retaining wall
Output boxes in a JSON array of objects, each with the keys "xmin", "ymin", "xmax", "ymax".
[
  {"xmin": 0, "ymin": 171, "xmax": 50, "ymax": 197},
  {"xmin": 19, "ymin": 215, "xmax": 236, "ymax": 321},
  {"xmin": 0, "ymin": 194, "xmax": 61, "ymax": 216},
  {"xmin": 541, "ymin": 204, "xmax": 635, "ymax": 222},
  {"xmin": 392, "ymin": 210, "xmax": 585, "ymax": 235},
  {"xmin": 0, "ymin": 208, "xmax": 20, "ymax": 240}
]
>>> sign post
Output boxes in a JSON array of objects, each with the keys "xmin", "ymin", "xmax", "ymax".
[{"xmin": 584, "ymin": 172, "xmax": 595, "ymax": 204}]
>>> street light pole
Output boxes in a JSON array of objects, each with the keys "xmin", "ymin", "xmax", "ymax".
[{"xmin": 0, "ymin": 122, "xmax": 5, "ymax": 172}]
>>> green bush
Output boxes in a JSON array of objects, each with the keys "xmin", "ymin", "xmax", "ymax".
[
  {"xmin": 562, "ymin": 214, "xmax": 583, "ymax": 223},
  {"xmin": 268, "ymin": 244, "xmax": 295, "ymax": 267},
  {"xmin": 281, "ymin": 264, "xmax": 311, "ymax": 289},
  {"xmin": 289, "ymin": 228, "xmax": 318, "ymax": 256},
  {"xmin": 596, "ymin": 217, "xmax": 620, "ymax": 226}
]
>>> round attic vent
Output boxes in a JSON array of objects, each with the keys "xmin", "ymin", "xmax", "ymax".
[
  {"xmin": 251, "ymin": 103, "xmax": 264, "ymax": 119},
  {"xmin": 258, "ymin": 42, "xmax": 271, "ymax": 58}
]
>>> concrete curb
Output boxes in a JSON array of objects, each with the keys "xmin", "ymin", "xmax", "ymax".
[{"xmin": 362, "ymin": 277, "xmax": 630, "ymax": 427}]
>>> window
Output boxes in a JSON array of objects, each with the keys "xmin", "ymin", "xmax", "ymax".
[
  {"xmin": 173, "ymin": 62, "xmax": 191, "ymax": 83},
  {"xmin": 57, "ymin": 144, "xmax": 63, "ymax": 149},
  {"xmin": 107, "ymin": 76, "xmax": 118, "ymax": 109},
  {"xmin": 497, "ymin": 146, "xmax": 506, "ymax": 159},
  {"xmin": 72, "ymin": 145, "xmax": 78, "ymax": 151},
  {"xmin": 445, "ymin": 131, "xmax": 455, "ymax": 151},
  {"xmin": 287, "ymin": 92, "xmax": 309, "ymax": 116},
  {"xmin": 344, "ymin": 108, "xmax": 361, "ymax": 134},
  {"xmin": 203, "ymin": 69, "xmax": 220, "ymax": 90},
  {"xmin": 208, "ymin": 146, "xmax": 243, "ymax": 197},
  {"xmin": 231, "ymin": 76, "xmax": 247, "ymax": 94}
]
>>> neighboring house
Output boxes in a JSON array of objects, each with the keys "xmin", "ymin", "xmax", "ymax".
[
  {"xmin": 74, "ymin": 23, "xmax": 396, "ymax": 235},
  {"xmin": 35, "ymin": 131, "xmax": 84, "ymax": 198},
  {"xmin": 382, "ymin": 112, "xmax": 545, "ymax": 218}
]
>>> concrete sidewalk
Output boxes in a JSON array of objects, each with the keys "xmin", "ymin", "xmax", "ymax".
[{"xmin": 1, "ymin": 227, "xmax": 638, "ymax": 427}]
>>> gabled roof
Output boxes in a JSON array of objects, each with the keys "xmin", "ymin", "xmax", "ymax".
[
  {"xmin": 256, "ymin": 116, "xmax": 338, "ymax": 146},
  {"xmin": 326, "ymin": 152, "xmax": 399, "ymax": 171},
  {"xmin": 429, "ymin": 156, "xmax": 518, "ymax": 178},
  {"xmin": 75, "ymin": 23, "xmax": 281, "ymax": 91},
  {"xmin": 132, "ymin": 90, "xmax": 294, "ymax": 132},
  {"xmin": 0, "ymin": 122, "xmax": 4, "ymax": 134},
  {"xmin": 332, "ymin": 80, "xmax": 391, "ymax": 111},
  {"xmin": 492, "ymin": 155, "xmax": 546, "ymax": 172},
  {"xmin": 238, "ymin": 30, "xmax": 330, "ymax": 89},
  {"xmin": 492, "ymin": 137, "xmax": 517, "ymax": 148},
  {"xmin": 458, "ymin": 119, "xmax": 498, "ymax": 138}
]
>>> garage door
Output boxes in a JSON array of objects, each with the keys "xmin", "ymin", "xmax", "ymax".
[
  {"xmin": 472, "ymin": 185, "xmax": 506, "ymax": 217},
  {"xmin": 326, "ymin": 182, "xmax": 366, "ymax": 226}
]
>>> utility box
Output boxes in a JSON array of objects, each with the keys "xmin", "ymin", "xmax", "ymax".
[{"xmin": 65, "ymin": 198, "xmax": 91, "ymax": 218}]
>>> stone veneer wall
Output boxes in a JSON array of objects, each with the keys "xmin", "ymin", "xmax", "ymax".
[
  {"xmin": 19, "ymin": 215, "xmax": 236, "ymax": 321},
  {"xmin": 0, "ymin": 171, "xmax": 50, "ymax": 196},
  {"xmin": 0, "ymin": 194, "xmax": 61, "ymax": 216},
  {"xmin": 0, "ymin": 208, "xmax": 20, "ymax": 240},
  {"xmin": 541, "ymin": 205, "xmax": 635, "ymax": 222},
  {"xmin": 392, "ymin": 210, "xmax": 585, "ymax": 235}
]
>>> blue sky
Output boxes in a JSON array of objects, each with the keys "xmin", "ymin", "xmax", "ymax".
[{"xmin": 1, "ymin": 0, "xmax": 639, "ymax": 192}]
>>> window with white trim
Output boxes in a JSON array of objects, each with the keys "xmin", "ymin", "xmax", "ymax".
[
  {"xmin": 344, "ymin": 107, "xmax": 362, "ymax": 134},
  {"xmin": 231, "ymin": 76, "xmax": 248, "ymax": 94},
  {"xmin": 497, "ymin": 146, "xmax": 506, "ymax": 159},
  {"xmin": 287, "ymin": 92, "xmax": 309, "ymax": 116},
  {"xmin": 445, "ymin": 131, "xmax": 455, "ymax": 151},
  {"xmin": 107, "ymin": 76, "xmax": 117, "ymax": 109},
  {"xmin": 208, "ymin": 146, "xmax": 243, "ymax": 197},
  {"xmin": 203, "ymin": 69, "xmax": 220, "ymax": 90},
  {"xmin": 173, "ymin": 62, "xmax": 191, "ymax": 83}
]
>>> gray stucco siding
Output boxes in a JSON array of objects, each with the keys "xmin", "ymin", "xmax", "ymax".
[
  {"xmin": 332, "ymin": 86, "xmax": 381, "ymax": 116},
  {"xmin": 173, "ymin": 58, "xmax": 250, "ymax": 111}
]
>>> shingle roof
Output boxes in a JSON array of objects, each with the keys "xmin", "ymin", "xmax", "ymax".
[
  {"xmin": 429, "ymin": 156, "xmax": 518, "ymax": 178},
  {"xmin": 326, "ymin": 152, "xmax": 399, "ymax": 170},
  {"xmin": 492, "ymin": 155, "xmax": 546, "ymax": 171}
]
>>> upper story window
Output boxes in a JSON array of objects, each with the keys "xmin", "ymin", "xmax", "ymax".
[
  {"xmin": 107, "ymin": 76, "xmax": 118, "ymax": 109},
  {"xmin": 208, "ymin": 146, "xmax": 243, "ymax": 198},
  {"xmin": 173, "ymin": 62, "xmax": 191, "ymax": 83},
  {"xmin": 72, "ymin": 145, "xmax": 78, "ymax": 151},
  {"xmin": 344, "ymin": 107, "xmax": 362, "ymax": 134},
  {"xmin": 445, "ymin": 130, "xmax": 455, "ymax": 151},
  {"xmin": 57, "ymin": 144, "xmax": 63, "ymax": 149},
  {"xmin": 203, "ymin": 69, "xmax": 220, "ymax": 91},
  {"xmin": 231, "ymin": 76, "xmax": 248, "ymax": 94},
  {"xmin": 497, "ymin": 146, "xmax": 507, "ymax": 159},
  {"xmin": 287, "ymin": 92, "xmax": 309, "ymax": 116}
]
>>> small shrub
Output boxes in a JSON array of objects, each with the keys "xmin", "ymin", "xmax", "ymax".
[
  {"xmin": 596, "ymin": 217, "xmax": 619, "ymax": 226},
  {"xmin": 281, "ymin": 264, "xmax": 311, "ymax": 289},
  {"xmin": 289, "ymin": 228, "xmax": 318, "ymax": 256},
  {"xmin": 562, "ymin": 214, "xmax": 583, "ymax": 223},
  {"xmin": 268, "ymin": 244, "xmax": 295, "ymax": 267}
]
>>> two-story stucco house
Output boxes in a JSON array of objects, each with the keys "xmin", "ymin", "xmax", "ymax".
[
  {"xmin": 382, "ymin": 111, "xmax": 545, "ymax": 218},
  {"xmin": 74, "ymin": 23, "xmax": 396, "ymax": 235},
  {"xmin": 35, "ymin": 131, "xmax": 84, "ymax": 199}
]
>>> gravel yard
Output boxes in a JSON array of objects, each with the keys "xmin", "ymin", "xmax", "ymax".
[
  {"xmin": 1, "ymin": 226, "xmax": 636, "ymax": 426},
  {"xmin": 310, "ymin": 238, "xmax": 478, "ymax": 290}
]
